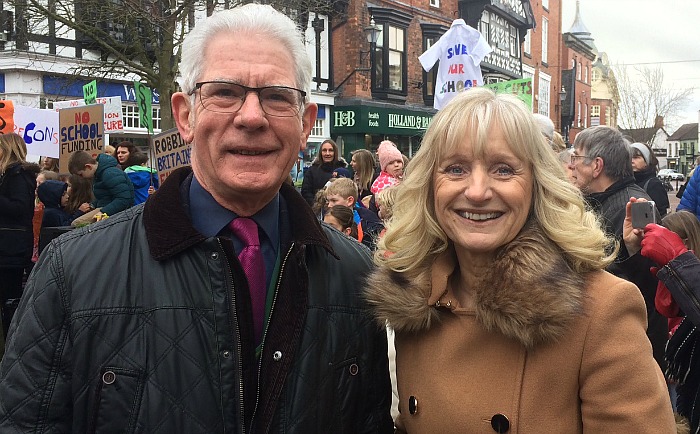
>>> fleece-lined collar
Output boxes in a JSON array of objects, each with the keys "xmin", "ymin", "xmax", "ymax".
[
  {"xmin": 365, "ymin": 222, "xmax": 588, "ymax": 349},
  {"xmin": 143, "ymin": 167, "xmax": 334, "ymax": 261}
]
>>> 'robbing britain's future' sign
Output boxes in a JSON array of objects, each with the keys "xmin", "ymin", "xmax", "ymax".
[{"xmin": 152, "ymin": 128, "xmax": 191, "ymax": 184}]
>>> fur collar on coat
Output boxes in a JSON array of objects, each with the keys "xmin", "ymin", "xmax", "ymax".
[{"xmin": 365, "ymin": 221, "xmax": 588, "ymax": 349}]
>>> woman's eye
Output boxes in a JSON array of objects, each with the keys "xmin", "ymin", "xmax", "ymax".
[
  {"xmin": 495, "ymin": 165, "xmax": 515, "ymax": 176},
  {"xmin": 445, "ymin": 165, "xmax": 464, "ymax": 175}
]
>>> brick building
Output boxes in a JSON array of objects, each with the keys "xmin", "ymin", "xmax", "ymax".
[
  {"xmin": 521, "ymin": 0, "xmax": 564, "ymax": 131},
  {"xmin": 560, "ymin": 0, "xmax": 596, "ymax": 144}
]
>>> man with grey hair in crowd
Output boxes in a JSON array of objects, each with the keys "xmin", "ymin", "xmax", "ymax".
[
  {"xmin": 0, "ymin": 5, "xmax": 393, "ymax": 433},
  {"xmin": 569, "ymin": 125, "xmax": 667, "ymax": 372}
]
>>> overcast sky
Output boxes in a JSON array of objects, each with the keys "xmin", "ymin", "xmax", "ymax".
[{"xmin": 561, "ymin": 0, "xmax": 700, "ymax": 132}]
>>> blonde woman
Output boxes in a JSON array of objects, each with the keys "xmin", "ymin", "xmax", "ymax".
[
  {"xmin": 365, "ymin": 88, "xmax": 676, "ymax": 432},
  {"xmin": 0, "ymin": 133, "xmax": 40, "ymax": 338}
]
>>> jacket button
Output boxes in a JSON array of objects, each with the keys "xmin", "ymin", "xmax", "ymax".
[
  {"xmin": 408, "ymin": 396, "xmax": 418, "ymax": 415},
  {"xmin": 348, "ymin": 363, "xmax": 359, "ymax": 376},
  {"xmin": 210, "ymin": 252, "xmax": 219, "ymax": 260},
  {"xmin": 102, "ymin": 371, "xmax": 116, "ymax": 385},
  {"xmin": 222, "ymin": 350, "xmax": 231, "ymax": 359},
  {"xmin": 491, "ymin": 413, "xmax": 510, "ymax": 432},
  {"xmin": 273, "ymin": 351, "xmax": 282, "ymax": 361}
]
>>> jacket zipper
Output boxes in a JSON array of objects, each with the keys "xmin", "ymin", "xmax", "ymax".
[
  {"xmin": 249, "ymin": 242, "xmax": 296, "ymax": 434},
  {"xmin": 219, "ymin": 239, "xmax": 246, "ymax": 434},
  {"xmin": 666, "ymin": 265, "xmax": 700, "ymax": 314}
]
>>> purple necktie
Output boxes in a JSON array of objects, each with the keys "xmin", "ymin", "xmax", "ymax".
[{"xmin": 229, "ymin": 217, "xmax": 266, "ymax": 344}]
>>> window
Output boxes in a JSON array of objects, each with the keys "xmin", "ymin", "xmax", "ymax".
[
  {"xmin": 542, "ymin": 0, "xmax": 549, "ymax": 9},
  {"xmin": 577, "ymin": 101, "xmax": 581, "ymax": 127},
  {"xmin": 509, "ymin": 25, "xmax": 517, "ymax": 57},
  {"xmin": 421, "ymin": 24, "xmax": 446, "ymax": 106},
  {"xmin": 591, "ymin": 68, "xmax": 600, "ymax": 81},
  {"xmin": 429, "ymin": 0, "xmax": 439, "ymax": 7},
  {"xmin": 577, "ymin": 62, "xmax": 582, "ymax": 80},
  {"xmin": 122, "ymin": 103, "xmax": 162, "ymax": 131},
  {"xmin": 311, "ymin": 118, "xmax": 324, "ymax": 137},
  {"xmin": 541, "ymin": 17, "xmax": 548, "ymax": 64},
  {"xmin": 538, "ymin": 73, "xmax": 551, "ymax": 117},
  {"xmin": 584, "ymin": 104, "xmax": 588, "ymax": 128},
  {"xmin": 369, "ymin": 8, "xmax": 412, "ymax": 101},
  {"xmin": 523, "ymin": 29, "xmax": 531, "ymax": 56},
  {"xmin": 591, "ymin": 105, "xmax": 600, "ymax": 117},
  {"xmin": 584, "ymin": 66, "xmax": 588, "ymax": 83}
]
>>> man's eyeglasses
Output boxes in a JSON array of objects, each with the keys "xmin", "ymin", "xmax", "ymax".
[
  {"xmin": 570, "ymin": 154, "xmax": 592, "ymax": 165},
  {"xmin": 190, "ymin": 81, "xmax": 306, "ymax": 117}
]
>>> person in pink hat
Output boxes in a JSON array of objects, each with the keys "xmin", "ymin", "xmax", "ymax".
[{"xmin": 371, "ymin": 140, "xmax": 404, "ymax": 194}]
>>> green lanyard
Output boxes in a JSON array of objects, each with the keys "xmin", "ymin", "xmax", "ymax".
[{"xmin": 256, "ymin": 245, "xmax": 282, "ymax": 358}]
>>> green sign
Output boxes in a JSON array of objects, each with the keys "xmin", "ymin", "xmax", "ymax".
[
  {"xmin": 332, "ymin": 106, "xmax": 434, "ymax": 135},
  {"xmin": 134, "ymin": 81, "xmax": 153, "ymax": 134},
  {"xmin": 484, "ymin": 78, "xmax": 533, "ymax": 109},
  {"xmin": 83, "ymin": 80, "xmax": 97, "ymax": 105}
]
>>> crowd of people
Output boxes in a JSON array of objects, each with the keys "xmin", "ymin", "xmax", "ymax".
[{"xmin": 1, "ymin": 3, "xmax": 699, "ymax": 433}]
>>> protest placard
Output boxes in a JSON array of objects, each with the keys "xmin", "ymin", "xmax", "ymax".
[
  {"xmin": 0, "ymin": 100, "xmax": 15, "ymax": 135},
  {"xmin": 13, "ymin": 104, "xmax": 61, "ymax": 157},
  {"xmin": 58, "ymin": 104, "xmax": 104, "ymax": 173},
  {"xmin": 152, "ymin": 128, "xmax": 190, "ymax": 184},
  {"xmin": 53, "ymin": 96, "xmax": 124, "ymax": 134}
]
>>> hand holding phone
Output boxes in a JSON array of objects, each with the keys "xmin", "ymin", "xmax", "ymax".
[{"xmin": 630, "ymin": 201, "xmax": 656, "ymax": 230}]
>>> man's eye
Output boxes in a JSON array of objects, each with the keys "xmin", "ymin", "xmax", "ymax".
[{"xmin": 264, "ymin": 89, "xmax": 295, "ymax": 103}]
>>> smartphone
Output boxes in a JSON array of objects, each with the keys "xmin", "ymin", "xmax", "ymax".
[{"xmin": 631, "ymin": 201, "xmax": 656, "ymax": 229}]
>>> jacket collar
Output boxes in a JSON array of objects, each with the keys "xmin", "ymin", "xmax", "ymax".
[
  {"xmin": 144, "ymin": 166, "xmax": 334, "ymax": 261},
  {"xmin": 365, "ymin": 221, "xmax": 587, "ymax": 349}
]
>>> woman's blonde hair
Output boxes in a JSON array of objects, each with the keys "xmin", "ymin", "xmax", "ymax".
[
  {"xmin": 0, "ymin": 133, "xmax": 28, "ymax": 172},
  {"xmin": 375, "ymin": 88, "xmax": 615, "ymax": 275}
]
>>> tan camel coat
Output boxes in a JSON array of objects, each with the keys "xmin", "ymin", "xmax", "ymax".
[{"xmin": 365, "ymin": 223, "xmax": 676, "ymax": 433}]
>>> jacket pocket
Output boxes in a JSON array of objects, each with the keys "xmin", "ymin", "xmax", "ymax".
[
  {"xmin": 328, "ymin": 356, "xmax": 361, "ymax": 433},
  {"xmin": 89, "ymin": 367, "xmax": 145, "ymax": 434}
]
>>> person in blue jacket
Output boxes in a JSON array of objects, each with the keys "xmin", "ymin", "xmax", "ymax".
[
  {"xmin": 678, "ymin": 165, "xmax": 700, "ymax": 216},
  {"xmin": 37, "ymin": 180, "xmax": 72, "ymax": 227},
  {"xmin": 124, "ymin": 152, "xmax": 159, "ymax": 205}
]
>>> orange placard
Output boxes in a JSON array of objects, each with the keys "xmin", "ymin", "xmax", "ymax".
[{"xmin": 0, "ymin": 100, "xmax": 15, "ymax": 135}]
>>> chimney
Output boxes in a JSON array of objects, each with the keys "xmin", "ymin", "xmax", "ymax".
[{"xmin": 654, "ymin": 115, "xmax": 664, "ymax": 129}]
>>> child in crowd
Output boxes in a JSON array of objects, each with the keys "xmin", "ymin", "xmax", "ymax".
[
  {"xmin": 37, "ymin": 180, "xmax": 72, "ymax": 227},
  {"xmin": 325, "ymin": 177, "xmax": 383, "ymax": 249},
  {"xmin": 124, "ymin": 152, "xmax": 159, "ymax": 205},
  {"xmin": 374, "ymin": 185, "xmax": 398, "ymax": 239},
  {"xmin": 68, "ymin": 151, "xmax": 135, "ymax": 224},
  {"xmin": 323, "ymin": 205, "xmax": 358, "ymax": 240},
  {"xmin": 371, "ymin": 140, "xmax": 403, "ymax": 194},
  {"xmin": 64, "ymin": 174, "xmax": 94, "ymax": 221}
]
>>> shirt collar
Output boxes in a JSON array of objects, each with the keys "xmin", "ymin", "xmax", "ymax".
[{"xmin": 189, "ymin": 175, "xmax": 279, "ymax": 244}]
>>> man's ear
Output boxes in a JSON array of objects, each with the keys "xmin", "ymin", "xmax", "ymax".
[
  {"xmin": 592, "ymin": 157, "xmax": 604, "ymax": 178},
  {"xmin": 172, "ymin": 91, "xmax": 195, "ymax": 144},
  {"xmin": 299, "ymin": 103, "xmax": 318, "ymax": 152}
]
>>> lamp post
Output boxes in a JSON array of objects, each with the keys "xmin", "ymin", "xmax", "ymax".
[
  {"xmin": 559, "ymin": 86, "xmax": 569, "ymax": 145},
  {"xmin": 362, "ymin": 17, "xmax": 381, "ymax": 70},
  {"xmin": 311, "ymin": 14, "xmax": 324, "ymax": 90}
]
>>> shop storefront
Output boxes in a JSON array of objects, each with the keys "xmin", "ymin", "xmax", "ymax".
[{"xmin": 331, "ymin": 100, "xmax": 435, "ymax": 160}]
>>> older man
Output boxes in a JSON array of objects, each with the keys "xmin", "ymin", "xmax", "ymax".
[
  {"xmin": 569, "ymin": 125, "xmax": 667, "ymax": 371},
  {"xmin": 0, "ymin": 5, "xmax": 393, "ymax": 433}
]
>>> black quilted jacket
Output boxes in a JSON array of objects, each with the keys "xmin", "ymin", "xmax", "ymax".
[{"xmin": 0, "ymin": 167, "xmax": 393, "ymax": 434}]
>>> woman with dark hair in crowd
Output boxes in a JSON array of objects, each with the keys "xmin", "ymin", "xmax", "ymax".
[
  {"xmin": 631, "ymin": 142, "xmax": 669, "ymax": 217},
  {"xmin": 64, "ymin": 174, "xmax": 94, "ymax": 220},
  {"xmin": 0, "ymin": 133, "xmax": 40, "ymax": 339},
  {"xmin": 40, "ymin": 156, "xmax": 60, "ymax": 173},
  {"xmin": 301, "ymin": 139, "xmax": 346, "ymax": 205},
  {"xmin": 350, "ymin": 149, "xmax": 377, "ymax": 201},
  {"xmin": 323, "ymin": 205, "xmax": 358, "ymax": 240},
  {"xmin": 112, "ymin": 141, "xmax": 141, "ymax": 169}
]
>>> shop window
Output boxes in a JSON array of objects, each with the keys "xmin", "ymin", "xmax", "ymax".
[{"xmin": 122, "ymin": 103, "xmax": 161, "ymax": 131}]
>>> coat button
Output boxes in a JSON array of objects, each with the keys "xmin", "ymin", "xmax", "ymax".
[
  {"xmin": 491, "ymin": 413, "xmax": 510, "ymax": 432},
  {"xmin": 222, "ymin": 350, "xmax": 231, "ymax": 359},
  {"xmin": 348, "ymin": 363, "xmax": 359, "ymax": 375},
  {"xmin": 210, "ymin": 252, "xmax": 219, "ymax": 260},
  {"xmin": 408, "ymin": 396, "xmax": 418, "ymax": 415},
  {"xmin": 102, "ymin": 371, "xmax": 116, "ymax": 385},
  {"xmin": 273, "ymin": 351, "xmax": 282, "ymax": 361}
]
